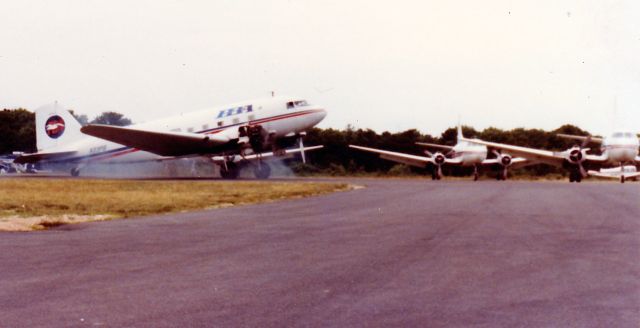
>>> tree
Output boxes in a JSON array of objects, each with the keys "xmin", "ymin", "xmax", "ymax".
[
  {"xmin": 90, "ymin": 112, "xmax": 132, "ymax": 126},
  {"xmin": 69, "ymin": 110, "xmax": 89, "ymax": 126}
]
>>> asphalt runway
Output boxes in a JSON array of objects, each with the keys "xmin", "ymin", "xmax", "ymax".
[{"xmin": 1, "ymin": 179, "xmax": 639, "ymax": 327}]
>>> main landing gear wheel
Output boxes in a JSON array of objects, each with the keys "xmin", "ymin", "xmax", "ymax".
[
  {"xmin": 70, "ymin": 167, "xmax": 80, "ymax": 177},
  {"xmin": 220, "ymin": 162, "xmax": 239, "ymax": 179},
  {"xmin": 431, "ymin": 170, "xmax": 441, "ymax": 180},
  {"xmin": 253, "ymin": 163, "xmax": 271, "ymax": 179},
  {"xmin": 473, "ymin": 165, "xmax": 479, "ymax": 181},
  {"xmin": 569, "ymin": 171, "xmax": 582, "ymax": 183}
]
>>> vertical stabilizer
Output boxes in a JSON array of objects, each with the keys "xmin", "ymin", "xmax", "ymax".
[
  {"xmin": 35, "ymin": 103, "xmax": 84, "ymax": 152},
  {"xmin": 457, "ymin": 122, "xmax": 464, "ymax": 140}
]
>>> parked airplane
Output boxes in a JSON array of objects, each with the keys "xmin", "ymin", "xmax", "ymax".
[
  {"xmin": 15, "ymin": 96, "xmax": 327, "ymax": 178},
  {"xmin": 349, "ymin": 125, "xmax": 528, "ymax": 180},
  {"xmin": 460, "ymin": 130, "xmax": 640, "ymax": 183}
]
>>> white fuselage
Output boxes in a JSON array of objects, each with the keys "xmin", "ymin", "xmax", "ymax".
[
  {"xmin": 58, "ymin": 97, "xmax": 326, "ymax": 164},
  {"xmin": 450, "ymin": 141, "xmax": 488, "ymax": 166},
  {"xmin": 600, "ymin": 131, "xmax": 639, "ymax": 165}
]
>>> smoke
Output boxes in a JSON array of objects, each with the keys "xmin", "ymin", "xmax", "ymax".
[{"xmin": 41, "ymin": 156, "xmax": 300, "ymax": 179}]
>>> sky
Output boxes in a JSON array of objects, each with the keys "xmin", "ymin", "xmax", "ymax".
[{"xmin": 1, "ymin": 0, "xmax": 639, "ymax": 136}]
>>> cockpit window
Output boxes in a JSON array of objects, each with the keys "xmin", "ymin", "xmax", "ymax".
[
  {"xmin": 624, "ymin": 132, "xmax": 634, "ymax": 138},
  {"xmin": 287, "ymin": 100, "xmax": 309, "ymax": 109},
  {"xmin": 613, "ymin": 132, "xmax": 624, "ymax": 138}
]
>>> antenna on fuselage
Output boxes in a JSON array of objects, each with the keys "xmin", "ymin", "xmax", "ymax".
[{"xmin": 271, "ymin": 91, "xmax": 275, "ymax": 98}]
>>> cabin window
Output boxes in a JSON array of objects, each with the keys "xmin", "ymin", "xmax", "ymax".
[
  {"xmin": 613, "ymin": 132, "xmax": 623, "ymax": 138},
  {"xmin": 232, "ymin": 118, "xmax": 240, "ymax": 124},
  {"xmin": 171, "ymin": 128, "xmax": 181, "ymax": 132},
  {"xmin": 187, "ymin": 127, "xmax": 194, "ymax": 133},
  {"xmin": 202, "ymin": 124, "xmax": 209, "ymax": 131},
  {"xmin": 217, "ymin": 121, "xmax": 224, "ymax": 127},
  {"xmin": 248, "ymin": 115, "xmax": 255, "ymax": 121},
  {"xmin": 288, "ymin": 100, "xmax": 309, "ymax": 109}
]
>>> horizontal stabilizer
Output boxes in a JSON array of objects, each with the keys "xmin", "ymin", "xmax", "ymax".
[
  {"xmin": 81, "ymin": 125, "xmax": 230, "ymax": 157},
  {"xmin": 415, "ymin": 142, "xmax": 454, "ymax": 151},
  {"xmin": 14, "ymin": 150, "xmax": 77, "ymax": 164},
  {"xmin": 556, "ymin": 134, "xmax": 603, "ymax": 144}
]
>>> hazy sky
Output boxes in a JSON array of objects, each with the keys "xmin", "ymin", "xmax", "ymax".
[{"xmin": 1, "ymin": 0, "xmax": 638, "ymax": 136}]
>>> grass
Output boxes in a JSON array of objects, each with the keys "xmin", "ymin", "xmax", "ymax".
[{"xmin": 0, "ymin": 179, "xmax": 350, "ymax": 231}]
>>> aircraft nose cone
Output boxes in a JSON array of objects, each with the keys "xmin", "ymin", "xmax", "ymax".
[{"xmin": 313, "ymin": 108, "xmax": 327, "ymax": 124}]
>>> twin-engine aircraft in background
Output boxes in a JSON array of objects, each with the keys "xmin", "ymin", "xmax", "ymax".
[
  {"xmin": 350, "ymin": 125, "xmax": 528, "ymax": 180},
  {"xmin": 15, "ymin": 96, "xmax": 327, "ymax": 178},
  {"xmin": 461, "ymin": 130, "xmax": 640, "ymax": 183}
]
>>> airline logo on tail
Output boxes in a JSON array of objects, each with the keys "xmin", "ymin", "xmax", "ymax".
[{"xmin": 45, "ymin": 115, "xmax": 66, "ymax": 139}]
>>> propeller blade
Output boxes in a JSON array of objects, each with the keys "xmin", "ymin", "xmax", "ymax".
[
  {"xmin": 492, "ymin": 149, "xmax": 501, "ymax": 158},
  {"xmin": 298, "ymin": 137, "xmax": 306, "ymax": 164},
  {"xmin": 580, "ymin": 135, "xmax": 592, "ymax": 149},
  {"xmin": 424, "ymin": 150, "xmax": 433, "ymax": 157},
  {"xmin": 437, "ymin": 165, "xmax": 443, "ymax": 179},
  {"xmin": 579, "ymin": 164, "xmax": 587, "ymax": 178}
]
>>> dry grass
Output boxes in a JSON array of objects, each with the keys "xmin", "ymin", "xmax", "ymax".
[{"xmin": 0, "ymin": 179, "xmax": 350, "ymax": 231}]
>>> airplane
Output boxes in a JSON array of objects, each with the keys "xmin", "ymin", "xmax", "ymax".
[
  {"xmin": 15, "ymin": 96, "xmax": 327, "ymax": 179},
  {"xmin": 349, "ymin": 125, "xmax": 528, "ymax": 180},
  {"xmin": 460, "ymin": 130, "xmax": 640, "ymax": 183}
]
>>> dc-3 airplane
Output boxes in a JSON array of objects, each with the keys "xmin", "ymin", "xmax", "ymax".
[
  {"xmin": 15, "ymin": 96, "xmax": 327, "ymax": 179},
  {"xmin": 349, "ymin": 125, "xmax": 528, "ymax": 180},
  {"xmin": 460, "ymin": 130, "xmax": 640, "ymax": 183}
]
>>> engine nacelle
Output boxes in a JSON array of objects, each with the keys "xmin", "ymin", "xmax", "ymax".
[
  {"xmin": 499, "ymin": 154, "xmax": 512, "ymax": 166},
  {"xmin": 433, "ymin": 152, "xmax": 446, "ymax": 165},
  {"xmin": 566, "ymin": 146, "xmax": 586, "ymax": 165},
  {"xmin": 238, "ymin": 125, "xmax": 266, "ymax": 153}
]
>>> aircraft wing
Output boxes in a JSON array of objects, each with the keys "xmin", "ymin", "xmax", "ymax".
[
  {"xmin": 556, "ymin": 134, "xmax": 603, "ymax": 144},
  {"xmin": 462, "ymin": 137, "xmax": 608, "ymax": 167},
  {"xmin": 415, "ymin": 142, "xmax": 454, "ymax": 151},
  {"xmin": 81, "ymin": 124, "xmax": 230, "ymax": 157},
  {"xmin": 14, "ymin": 150, "xmax": 77, "ymax": 164},
  {"xmin": 460, "ymin": 137, "xmax": 567, "ymax": 167},
  {"xmin": 349, "ymin": 145, "xmax": 432, "ymax": 168},
  {"xmin": 212, "ymin": 145, "xmax": 323, "ymax": 163},
  {"xmin": 588, "ymin": 170, "xmax": 640, "ymax": 180}
]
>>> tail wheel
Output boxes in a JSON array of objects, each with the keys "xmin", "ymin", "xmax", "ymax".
[
  {"xmin": 220, "ymin": 162, "xmax": 239, "ymax": 179},
  {"xmin": 253, "ymin": 163, "xmax": 271, "ymax": 179},
  {"xmin": 70, "ymin": 167, "xmax": 80, "ymax": 177}
]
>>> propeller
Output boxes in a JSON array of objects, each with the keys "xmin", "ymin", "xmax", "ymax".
[{"xmin": 424, "ymin": 150, "xmax": 444, "ymax": 179}]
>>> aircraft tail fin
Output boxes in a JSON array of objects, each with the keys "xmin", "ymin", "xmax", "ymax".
[
  {"xmin": 35, "ymin": 103, "xmax": 84, "ymax": 152},
  {"xmin": 457, "ymin": 122, "xmax": 464, "ymax": 140}
]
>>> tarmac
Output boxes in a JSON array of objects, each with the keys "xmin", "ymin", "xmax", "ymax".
[{"xmin": 1, "ymin": 178, "xmax": 639, "ymax": 327}]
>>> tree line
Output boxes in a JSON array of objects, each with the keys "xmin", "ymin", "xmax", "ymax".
[{"xmin": 1, "ymin": 108, "xmax": 591, "ymax": 177}]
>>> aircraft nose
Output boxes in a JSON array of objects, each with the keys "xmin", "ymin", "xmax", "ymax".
[{"xmin": 311, "ymin": 107, "xmax": 327, "ymax": 124}]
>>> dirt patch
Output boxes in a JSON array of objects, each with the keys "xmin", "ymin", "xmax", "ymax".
[{"xmin": 0, "ymin": 214, "xmax": 115, "ymax": 232}]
